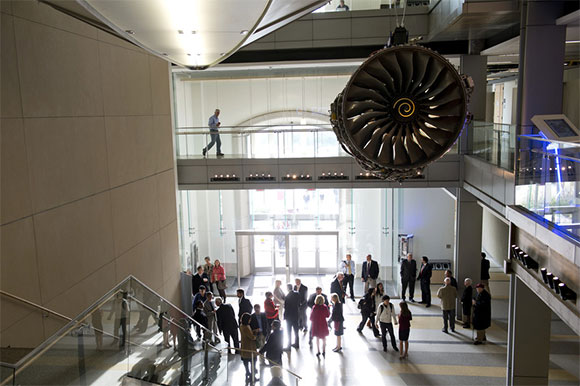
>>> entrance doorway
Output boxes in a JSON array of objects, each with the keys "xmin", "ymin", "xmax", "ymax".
[{"xmin": 235, "ymin": 231, "xmax": 339, "ymax": 283}]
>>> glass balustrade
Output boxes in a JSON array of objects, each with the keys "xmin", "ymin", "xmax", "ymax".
[
  {"xmin": 175, "ymin": 124, "xmax": 459, "ymax": 160},
  {"xmin": 313, "ymin": 0, "xmax": 432, "ymax": 13},
  {"xmin": 176, "ymin": 125, "xmax": 350, "ymax": 160},
  {"xmin": 2, "ymin": 276, "xmax": 228, "ymax": 386},
  {"xmin": 466, "ymin": 121, "xmax": 516, "ymax": 171},
  {"xmin": 516, "ymin": 134, "xmax": 580, "ymax": 241}
]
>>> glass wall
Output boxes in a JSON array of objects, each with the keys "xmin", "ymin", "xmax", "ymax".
[{"xmin": 178, "ymin": 187, "xmax": 457, "ymax": 293}]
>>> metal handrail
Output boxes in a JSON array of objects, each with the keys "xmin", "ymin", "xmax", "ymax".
[
  {"xmin": 0, "ymin": 290, "xmax": 71, "ymax": 322},
  {"xmin": 0, "ymin": 278, "xmax": 223, "ymax": 385},
  {"xmin": 176, "ymin": 127, "xmax": 334, "ymax": 136},
  {"xmin": 129, "ymin": 276, "xmax": 222, "ymax": 341}
]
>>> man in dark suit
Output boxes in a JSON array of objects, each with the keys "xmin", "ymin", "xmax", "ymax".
[
  {"xmin": 250, "ymin": 304, "xmax": 269, "ymax": 348},
  {"xmin": 480, "ymin": 252, "xmax": 491, "ymax": 295},
  {"xmin": 192, "ymin": 266, "xmax": 209, "ymax": 295},
  {"xmin": 361, "ymin": 254, "xmax": 379, "ymax": 293},
  {"xmin": 400, "ymin": 253, "xmax": 417, "ymax": 302},
  {"xmin": 294, "ymin": 278, "xmax": 308, "ymax": 332},
  {"xmin": 215, "ymin": 297, "xmax": 239, "ymax": 354},
  {"xmin": 307, "ymin": 286, "xmax": 329, "ymax": 347},
  {"xmin": 418, "ymin": 256, "xmax": 433, "ymax": 307},
  {"xmin": 236, "ymin": 288, "xmax": 253, "ymax": 322},
  {"xmin": 330, "ymin": 273, "xmax": 346, "ymax": 303},
  {"xmin": 284, "ymin": 284, "xmax": 301, "ymax": 349}
]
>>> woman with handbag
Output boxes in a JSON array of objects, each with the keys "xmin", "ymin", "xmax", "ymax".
[{"xmin": 212, "ymin": 259, "xmax": 227, "ymax": 301}]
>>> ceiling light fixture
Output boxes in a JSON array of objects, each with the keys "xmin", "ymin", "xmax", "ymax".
[
  {"xmin": 565, "ymin": 40, "xmax": 580, "ymax": 44},
  {"xmin": 76, "ymin": 0, "xmax": 329, "ymax": 69}
]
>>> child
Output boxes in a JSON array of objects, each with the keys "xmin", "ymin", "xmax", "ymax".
[
  {"xmin": 398, "ymin": 301, "xmax": 412, "ymax": 358},
  {"xmin": 330, "ymin": 293, "xmax": 344, "ymax": 352}
]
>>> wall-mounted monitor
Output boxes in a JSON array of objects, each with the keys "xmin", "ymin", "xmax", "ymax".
[{"xmin": 531, "ymin": 115, "xmax": 580, "ymax": 142}]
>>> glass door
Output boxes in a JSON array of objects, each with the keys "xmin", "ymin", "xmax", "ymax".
[
  {"xmin": 253, "ymin": 235, "xmax": 274, "ymax": 273},
  {"xmin": 291, "ymin": 233, "xmax": 338, "ymax": 274}
]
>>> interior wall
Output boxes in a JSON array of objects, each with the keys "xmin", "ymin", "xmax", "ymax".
[
  {"xmin": 482, "ymin": 208, "xmax": 509, "ymax": 266},
  {"xmin": 399, "ymin": 188, "xmax": 456, "ymax": 263},
  {"xmin": 1, "ymin": 1, "xmax": 180, "ymax": 348},
  {"xmin": 174, "ymin": 75, "xmax": 349, "ymax": 128}
]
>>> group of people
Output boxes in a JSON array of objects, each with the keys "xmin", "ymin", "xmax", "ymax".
[
  {"xmin": 184, "ymin": 251, "xmax": 494, "ymax": 381},
  {"xmin": 400, "ymin": 252, "xmax": 493, "ymax": 344}
]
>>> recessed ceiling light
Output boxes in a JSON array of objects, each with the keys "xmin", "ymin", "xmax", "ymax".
[
  {"xmin": 240, "ymin": 30, "xmax": 248, "ymax": 35},
  {"xmin": 125, "ymin": 29, "xmax": 135, "ymax": 35},
  {"xmin": 192, "ymin": 30, "xmax": 197, "ymax": 34},
  {"xmin": 187, "ymin": 53, "xmax": 191, "ymax": 56},
  {"xmin": 178, "ymin": 30, "xmax": 184, "ymax": 34}
]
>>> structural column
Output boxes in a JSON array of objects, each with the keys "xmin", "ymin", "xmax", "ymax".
[
  {"xmin": 454, "ymin": 188, "xmax": 483, "ymax": 311},
  {"xmin": 516, "ymin": 1, "xmax": 566, "ymax": 130},
  {"xmin": 507, "ymin": 276, "xmax": 551, "ymax": 385},
  {"xmin": 460, "ymin": 53, "xmax": 487, "ymax": 152}
]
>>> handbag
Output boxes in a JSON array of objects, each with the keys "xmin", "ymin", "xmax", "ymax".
[{"xmin": 217, "ymin": 280, "xmax": 227, "ymax": 290}]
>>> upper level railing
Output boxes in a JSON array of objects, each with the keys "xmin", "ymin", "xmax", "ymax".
[
  {"xmin": 465, "ymin": 121, "xmax": 516, "ymax": 172},
  {"xmin": 175, "ymin": 124, "xmax": 458, "ymax": 160},
  {"xmin": 313, "ymin": 0, "xmax": 432, "ymax": 13}
]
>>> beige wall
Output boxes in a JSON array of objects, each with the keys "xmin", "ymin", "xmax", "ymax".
[
  {"xmin": 1, "ymin": 1, "xmax": 180, "ymax": 348},
  {"xmin": 482, "ymin": 207, "xmax": 509, "ymax": 267}
]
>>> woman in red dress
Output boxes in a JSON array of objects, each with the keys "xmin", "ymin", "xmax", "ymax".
[{"xmin": 309, "ymin": 295, "xmax": 330, "ymax": 357}]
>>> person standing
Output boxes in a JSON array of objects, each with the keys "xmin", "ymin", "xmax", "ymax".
[
  {"xmin": 284, "ymin": 284, "xmax": 301, "ymax": 349},
  {"xmin": 400, "ymin": 253, "xmax": 417, "ymax": 302},
  {"xmin": 473, "ymin": 283, "xmax": 491, "ymax": 345},
  {"xmin": 417, "ymin": 256, "xmax": 433, "ymax": 307},
  {"xmin": 273, "ymin": 280, "xmax": 285, "ymax": 315},
  {"xmin": 192, "ymin": 266, "xmax": 209, "ymax": 295},
  {"xmin": 240, "ymin": 313, "xmax": 258, "ymax": 382},
  {"xmin": 339, "ymin": 254, "xmax": 356, "ymax": 301},
  {"xmin": 202, "ymin": 108, "xmax": 224, "ymax": 157},
  {"xmin": 203, "ymin": 292, "xmax": 219, "ymax": 343},
  {"xmin": 307, "ymin": 287, "xmax": 329, "ymax": 347},
  {"xmin": 237, "ymin": 289, "xmax": 253, "ymax": 322},
  {"xmin": 192, "ymin": 300, "xmax": 208, "ymax": 340},
  {"xmin": 310, "ymin": 295, "xmax": 330, "ymax": 357},
  {"xmin": 375, "ymin": 295, "xmax": 399, "ymax": 352},
  {"xmin": 357, "ymin": 288, "xmax": 380, "ymax": 338},
  {"xmin": 203, "ymin": 257, "xmax": 215, "ymax": 293},
  {"xmin": 330, "ymin": 273, "xmax": 346, "ymax": 303},
  {"xmin": 461, "ymin": 278, "xmax": 473, "ymax": 328},
  {"xmin": 398, "ymin": 301, "xmax": 412, "ymax": 359},
  {"xmin": 250, "ymin": 304, "xmax": 268, "ymax": 349},
  {"xmin": 336, "ymin": 0, "xmax": 349, "ymax": 11},
  {"xmin": 264, "ymin": 292, "xmax": 279, "ymax": 337},
  {"xmin": 480, "ymin": 253, "xmax": 491, "ymax": 295},
  {"xmin": 215, "ymin": 297, "xmax": 239, "ymax": 354},
  {"xmin": 294, "ymin": 279, "xmax": 308, "ymax": 332},
  {"xmin": 437, "ymin": 278, "xmax": 458, "ymax": 333},
  {"xmin": 192, "ymin": 285, "xmax": 207, "ymax": 311},
  {"xmin": 259, "ymin": 320, "xmax": 283, "ymax": 366},
  {"xmin": 361, "ymin": 254, "xmax": 379, "ymax": 293},
  {"xmin": 330, "ymin": 293, "xmax": 344, "ymax": 352},
  {"xmin": 212, "ymin": 259, "xmax": 227, "ymax": 301},
  {"xmin": 445, "ymin": 270, "xmax": 458, "ymax": 289}
]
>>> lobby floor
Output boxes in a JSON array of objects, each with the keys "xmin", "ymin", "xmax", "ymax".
[{"xmin": 219, "ymin": 276, "xmax": 579, "ymax": 386}]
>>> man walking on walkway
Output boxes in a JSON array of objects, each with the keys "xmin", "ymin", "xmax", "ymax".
[{"xmin": 202, "ymin": 108, "xmax": 224, "ymax": 157}]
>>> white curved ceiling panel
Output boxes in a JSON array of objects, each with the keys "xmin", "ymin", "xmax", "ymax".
[{"xmin": 77, "ymin": 0, "xmax": 327, "ymax": 69}]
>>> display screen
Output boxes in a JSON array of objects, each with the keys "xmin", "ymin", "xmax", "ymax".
[{"xmin": 545, "ymin": 119, "xmax": 577, "ymax": 137}]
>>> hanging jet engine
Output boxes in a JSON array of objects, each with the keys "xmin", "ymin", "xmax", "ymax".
[{"xmin": 331, "ymin": 45, "xmax": 473, "ymax": 181}]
